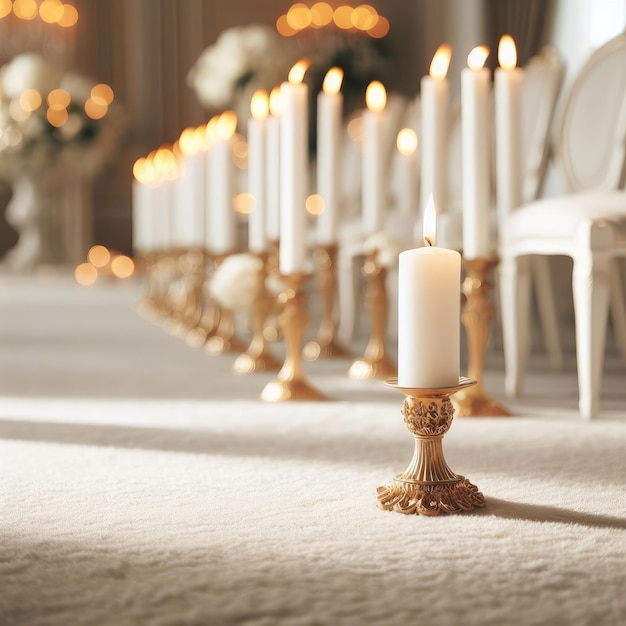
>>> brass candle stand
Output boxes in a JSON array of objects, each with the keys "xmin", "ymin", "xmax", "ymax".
[
  {"xmin": 452, "ymin": 257, "xmax": 510, "ymax": 417},
  {"xmin": 377, "ymin": 377, "xmax": 486, "ymax": 516},
  {"xmin": 303, "ymin": 244, "xmax": 349, "ymax": 361},
  {"xmin": 232, "ymin": 252, "xmax": 281, "ymax": 374},
  {"xmin": 261, "ymin": 273, "xmax": 325, "ymax": 402},
  {"xmin": 184, "ymin": 250, "xmax": 220, "ymax": 348},
  {"xmin": 136, "ymin": 252, "xmax": 161, "ymax": 321},
  {"xmin": 348, "ymin": 251, "xmax": 397, "ymax": 380}
]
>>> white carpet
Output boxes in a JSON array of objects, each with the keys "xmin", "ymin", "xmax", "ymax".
[{"xmin": 1, "ymin": 274, "xmax": 625, "ymax": 626}]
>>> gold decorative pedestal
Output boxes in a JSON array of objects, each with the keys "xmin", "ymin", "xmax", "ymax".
[
  {"xmin": 261, "ymin": 273, "xmax": 325, "ymax": 402},
  {"xmin": 348, "ymin": 252, "xmax": 397, "ymax": 380},
  {"xmin": 377, "ymin": 377, "xmax": 486, "ymax": 516},
  {"xmin": 303, "ymin": 244, "xmax": 349, "ymax": 361},
  {"xmin": 136, "ymin": 252, "xmax": 161, "ymax": 321},
  {"xmin": 453, "ymin": 257, "xmax": 510, "ymax": 417}
]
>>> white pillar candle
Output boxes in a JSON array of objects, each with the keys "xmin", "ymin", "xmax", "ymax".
[
  {"xmin": 398, "ymin": 195, "xmax": 461, "ymax": 388},
  {"xmin": 266, "ymin": 86, "xmax": 281, "ymax": 243},
  {"xmin": 461, "ymin": 45, "xmax": 491, "ymax": 259},
  {"xmin": 206, "ymin": 111, "xmax": 237, "ymax": 255},
  {"xmin": 420, "ymin": 43, "xmax": 451, "ymax": 214},
  {"xmin": 494, "ymin": 34, "xmax": 523, "ymax": 221},
  {"xmin": 248, "ymin": 89, "xmax": 269, "ymax": 253},
  {"xmin": 132, "ymin": 158, "xmax": 154, "ymax": 254},
  {"xmin": 153, "ymin": 177, "xmax": 173, "ymax": 252},
  {"xmin": 317, "ymin": 67, "xmax": 344, "ymax": 245},
  {"xmin": 279, "ymin": 58, "xmax": 310, "ymax": 275},
  {"xmin": 395, "ymin": 128, "xmax": 419, "ymax": 215},
  {"xmin": 362, "ymin": 80, "xmax": 387, "ymax": 234}
]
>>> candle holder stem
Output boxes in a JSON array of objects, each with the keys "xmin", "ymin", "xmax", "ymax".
[
  {"xmin": 453, "ymin": 257, "xmax": 510, "ymax": 417},
  {"xmin": 348, "ymin": 251, "xmax": 397, "ymax": 380},
  {"xmin": 183, "ymin": 250, "xmax": 219, "ymax": 348},
  {"xmin": 136, "ymin": 252, "xmax": 161, "ymax": 320},
  {"xmin": 377, "ymin": 378, "xmax": 485, "ymax": 515},
  {"xmin": 261, "ymin": 273, "xmax": 325, "ymax": 401},
  {"xmin": 303, "ymin": 244, "xmax": 349, "ymax": 360}
]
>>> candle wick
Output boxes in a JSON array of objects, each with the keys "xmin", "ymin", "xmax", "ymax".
[{"xmin": 424, "ymin": 236, "xmax": 433, "ymax": 247}]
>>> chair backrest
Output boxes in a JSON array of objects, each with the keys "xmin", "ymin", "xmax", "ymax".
[{"xmin": 557, "ymin": 30, "xmax": 626, "ymax": 192}]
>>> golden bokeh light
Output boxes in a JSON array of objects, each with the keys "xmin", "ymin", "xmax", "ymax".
[
  {"xmin": 47, "ymin": 107, "xmax": 68, "ymax": 127},
  {"xmin": 133, "ymin": 157, "xmax": 149, "ymax": 183},
  {"xmin": 47, "ymin": 88, "xmax": 71, "ymax": 109},
  {"xmin": 13, "ymin": 0, "xmax": 38, "ymax": 20},
  {"xmin": 9, "ymin": 99, "xmax": 31, "ymax": 122},
  {"xmin": 305, "ymin": 194, "xmax": 325, "ymax": 215},
  {"xmin": 88, "ymin": 245, "xmax": 111, "ymax": 268},
  {"xmin": 396, "ymin": 128, "xmax": 418, "ymax": 156},
  {"xmin": 269, "ymin": 86, "xmax": 282, "ymax": 116},
  {"xmin": 19, "ymin": 89, "xmax": 42, "ymax": 112},
  {"xmin": 286, "ymin": 2, "xmax": 311, "ymax": 30},
  {"xmin": 58, "ymin": 3, "xmax": 77, "ymax": 27},
  {"xmin": 276, "ymin": 14, "xmax": 297, "ymax": 37},
  {"xmin": 468, "ymin": 46, "xmax": 490, "ymax": 71},
  {"xmin": 40, "ymin": 0, "xmax": 64, "ymax": 23},
  {"xmin": 0, "ymin": 0, "xmax": 13, "ymax": 18},
  {"xmin": 91, "ymin": 83, "xmax": 114, "ymax": 105},
  {"xmin": 498, "ymin": 34, "xmax": 517, "ymax": 70},
  {"xmin": 288, "ymin": 58, "xmax": 310, "ymax": 85},
  {"xmin": 233, "ymin": 192, "xmax": 256, "ymax": 214},
  {"xmin": 85, "ymin": 98, "xmax": 108, "ymax": 119},
  {"xmin": 75, "ymin": 262, "xmax": 97, "ymax": 286},
  {"xmin": 232, "ymin": 138, "xmax": 249, "ymax": 160},
  {"xmin": 153, "ymin": 147, "xmax": 176, "ymax": 176},
  {"xmin": 365, "ymin": 80, "xmax": 386, "ymax": 112},
  {"xmin": 111, "ymin": 255, "xmax": 135, "ymax": 278},
  {"xmin": 351, "ymin": 4, "xmax": 378, "ymax": 30},
  {"xmin": 216, "ymin": 110, "xmax": 237, "ymax": 141},
  {"xmin": 178, "ymin": 127, "xmax": 198, "ymax": 156},
  {"xmin": 367, "ymin": 15, "xmax": 389, "ymax": 38},
  {"xmin": 333, "ymin": 5, "xmax": 353, "ymax": 29},
  {"xmin": 311, "ymin": 2, "xmax": 333, "ymax": 27}
]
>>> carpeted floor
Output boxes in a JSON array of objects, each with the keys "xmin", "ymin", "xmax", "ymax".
[{"xmin": 1, "ymin": 273, "xmax": 625, "ymax": 626}]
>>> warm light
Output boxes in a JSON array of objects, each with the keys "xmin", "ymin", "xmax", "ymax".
[
  {"xmin": 430, "ymin": 43, "xmax": 452, "ymax": 81},
  {"xmin": 133, "ymin": 157, "xmax": 149, "ymax": 183},
  {"xmin": 19, "ymin": 89, "xmax": 42, "ymax": 112},
  {"xmin": 288, "ymin": 58, "xmax": 310, "ymax": 85},
  {"xmin": 305, "ymin": 194, "xmax": 325, "ymax": 215},
  {"xmin": 91, "ymin": 83, "xmax": 114, "ymax": 105},
  {"xmin": 367, "ymin": 15, "xmax": 389, "ymax": 38},
  {"xmin": 322, "ymin": 67, "xmax": 344, "ymax": 95},
  {"xmin": 13, "ymin": 0, "xmax": 37, "ymax": 20},
  {"xmin": 333, "ymin": 5, "xmax": 353, "ymax": 29},
  {"xmin": 153, "ymin": 147, "xmax": 176, "ymax": 176},
  {"xmin": 111, "ymin": 255, "xmax": 135, "ymax": 278},
  {"xmin": 351, "ymin": 4, "xmax": 378, "ymax": 30},
  {"xmin": 396, "ymin": 128, "xmax": 417, "ymax": 156},
  {"xmin": 365, "ymin": 81, "xmax": 386, "ymax": 113},
  {"xmin": 269, "ymin": 86, "xmax": 282, "ymax": 116},
  {"xmin": 468, "ymin": 45, "xmax": 489, "ymax": 71},
  {"xmin": 498, "ymin": 34, "xmax": 517, "ymax": 70},
  {"xmin": 232, "ymin": 138, "xmax": 248, "ymax": 160},
  {"xmin": 58, "ymin": 3, "xmax": 77, "ymax": 27},
  {"xmin": 216, "ymin": 110, "xmax": 237, "ymax": 141},
  {"xmin": 88, "ymin": 245, "xmax": 111, "ymax": 268},
  {"xmin": 75, "ymin": 262, "xmax": 97, "ymax": 286},
  {"xmin": 206, "ymin": 116, "xmax": 219, "ymax": 143},
  {"xmin": 47, "ymin": 88, "xmax": 71, "ymax": 109},
  {"xmin": 9, "ymin": 100, "xmax": 30, "ymax": 122},
  {"xmin": 85, "ymin": 98, "xmax": 108, "ymax": 119},
  {"xmin": 194, "ymin": 124, "xmax": 211, "ymax": 151},
  {"xmin": 233, "ymin": 192, "xmax": 256, "ymax": 214},
  {"xmin": 250, "ymin": 89, "xmax": 269, "ymax": 121},
  {"xmin": 276, "ymin": 14, "xmax": 297, "ymax": 37},
  {"xmin": 286, "ymin": 3, "xmax": 311, "ymax": 30},
  {"xmin": 311, "ymin": 2, "xmax": 333, "ymax": 27},
  {"xmin": 47, "ymin": 107, "xmax": 68, "ymax": 127},
  {"xmin": 39, "ymin": 0, "xmax": 64, "ymax": 23},
  {"xmin": 179, "ymin": 127, "xmax": 198, "ymax": 156},
  {"xmin": 0, "ymin": 0, "xmax": 12, "ymax": 19},
  {"xmin": 423, "ymin": 195, "xmax": 436, "ymax": 246}
]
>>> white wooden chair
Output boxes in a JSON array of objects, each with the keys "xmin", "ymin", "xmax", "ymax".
[{"xmin": 499, "ymin": 31, "xmax": 626, "ymax": 419}]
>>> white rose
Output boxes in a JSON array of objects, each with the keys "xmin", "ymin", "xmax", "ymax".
[{"xmin": 2, "ymin": 53, "xmax": 63, "ymax": 100}]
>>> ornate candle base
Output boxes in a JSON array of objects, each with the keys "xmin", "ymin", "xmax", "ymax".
[
  {"xmin": 348, "ymin": 252, "xmax": 397, "ymax": 380},
  {"xmin": 261, "ymin": 273, "xmax": 325, "ymax": 402},
  {"xmin": 303, "ymin": 244, "xmax": 349, "ymax": 361},
  {"xmin": 453, "ymin": 257, "xmax": 510, "ymax": 417},
  {"xmin": 377, "ymin": 377, "xmax": 485, "ymax": 516}
]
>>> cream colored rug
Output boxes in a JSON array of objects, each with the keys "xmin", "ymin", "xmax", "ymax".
[{"xmin": 0, "ymin": 275, "xmax": 625, "ymax": 626}]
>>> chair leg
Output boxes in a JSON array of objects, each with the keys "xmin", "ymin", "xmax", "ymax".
[
  {"xmin": 572, "ymin": 221, "xmax": 612, "ymax": 420},
  {"xmin": 609, "ymin": 260, "xmax": 626, "ymax": 360},
  {"xmin": 500, "ymin": 255, "xmax": 532, "ymax": 397},
  {"xmin": 532, "ymin": 256, "xmax": 564, "ymax": 370}
]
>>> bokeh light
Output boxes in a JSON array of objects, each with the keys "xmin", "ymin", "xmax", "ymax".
[
  {"xmin": 351, "ymin": 4, "xmax": 378, "ymax": 30},
  {"xmin": 85, "ymin": 97, "xmax": 108, "ymax": 119},
  {"xmin": 311, "ymin": 2, "xmax": 333, "ymax": 27},
  {"xmin": 13, "ymin": 0, "xmax": 38, "ymax": 20},
  {"xmin": 19, "ymin": 89, "xmax": 42, "ymax": 112},
  {"xmin": 91, "ymin": 83, "xmax": 114, "ymax": 105},
  {"xmin": 0, "ymin": 0, "xmax": 12, "ymax": 18},
  {"xmin": 276, "ymin": 14, "xmax": 297, "ymax": 37},
  {"xmin": 306, "ymin": 194, "xmax": 325, "ymax": 215},
  {"xmin": 233, "ymin": 192, "xmax": 256, "ymax": 214},
  {"xmin": 88, "ymin": 245, "xmax": 111, "ymax": 268},
  {"xmin": 39, "ymin": 0, "xmax": 64, "ymax": 23},
  {"xmin": 75, "ymin": 262, "xmax": 97, "ymax": 286},
  {"xmin": 58, "ymin": 3, "xmax": 77, "ymax": 27},
  {"xmin": 47, "ymin": 88, "xmax": 71, "ymax": 109},
  {"xmin": 333, "ymin": 5, "xmax": 353, "ymax": 29},
  {"xmin": 111, "ymin": 255, "xmax": 135, "ymax": 278},
  {"xmin": 367, "ymin": 15, "xmax": 389, "ymax": 38},
  {"xmin": 286, "ymin": 3, "xmax": 311, "ymax": 30}
]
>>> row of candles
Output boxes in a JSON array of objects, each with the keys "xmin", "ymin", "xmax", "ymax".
[{"xmin": 133, "ymin": 34, "xmax": 523, "ymax": 391}]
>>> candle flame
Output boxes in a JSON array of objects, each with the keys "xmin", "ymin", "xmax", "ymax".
[
  {"xmin": 423, "ymin": 194, "xmax": 436, "ymax": 246},
  {"xmin": 153, "ymin": 146, "xmax": 177, "ymax": 177},
  {"xmin": 206, "ymin": 116, "xmax": 219, "ymax": 143},
  {"xmin": 269, "ymin": 86, "xmax": 282, "ymax": 116},
  {"xmin": 396, "ymin": 128, "xmax": 417, "ymax": 156},
  {"xmin": 195, "ymin": 124, "xmax": 211, "ymax": 151},
  {"xmin": 323, "ymin": 67, "xmax": 344, "ymax": 95},
  {"xmin": 133, "ymin": 157, "xmax": 148, "ymax": 183},
  {"xmin": 216, "ymin": 110, "xmax": 237, "ymax": 141},
  {"xmin": 365, "ymin": 80, "xmax": 386, "ymax": 113},
  {"xmin": 288, "ymin": 57, "xmax": 310, "ymax": 85},
  {"xmin": 429, "ymin": 43, "xmax": 452, "ymax": 81},
  {"xmin": 178, "ymin": 127, "xmax": 199, "ymax": 156},
  {"xmin": 467, "ymin": 45, "xmax": 489, "ymax": 71},
  {"xmin": 250, "ymin": 89, "xmax": 269, "ymax": 121},
  {"xmin": 498, "ymin": 35, "xmax": 517, "ymax": 70}
]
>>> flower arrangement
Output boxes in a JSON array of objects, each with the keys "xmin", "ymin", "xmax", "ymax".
[
  {"xmin": 209, "ymin": 253, "xmax": 264, "ymax": 311},
  {"xmin": 0, "ymin": 52, "xmax": 125, "ymax": 182}
]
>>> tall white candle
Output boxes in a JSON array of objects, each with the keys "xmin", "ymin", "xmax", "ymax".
[
  {"xmin": 461, "ymin": 45, "xmax": 491, "ymax": 259},
  {"xmin": 248, "ymin": 89, "xmax": 269, "ymax": 253},
  {"xmin": 395, "ymin": 128, "xmax": 419, "ymax": 215},
  {"xmin": 151, "ymin": 146, "xmax": 176, "ymax": 252},
  {"xmin": 266, "ymin": 86, "xmax": 282, "ymax": 243},
  {"xmin": 132, "ymin": 157, "xmax": 154, "ymax": 254},
  {"xmin": 207, "ymin": 111, "xmax": 237, "ymax": 255},
  {"xmin": 362, "ymin": 80, "xmax": 387, "ymax": 234},
  {"xmin": 279, "ymin": 58, "xmax": 310, "ymax": 275},
  {"xmin": 420, "ymin": 43, "xmax": 452, "ymax": 214},
  {"xmin": 398, "ymin": 195, "xmax": 461, "ymax": 388},
  {"xmin": 494, "ymin": 34, "xmax": 523, "ymax": 220},
  {"xmin": 317, "ymin": 66, "xmax": 344, "ymax": 245}
]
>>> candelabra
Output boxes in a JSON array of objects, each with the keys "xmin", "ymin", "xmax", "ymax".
[
  {"xmin": 453, "ymin": 257, "xmax": 510, "ymax": 417},
  {"xmin": 348, "ymin": 251, "xmax": 397, "ymax": 380},
  {"xmin": 303, "ymin": 244, "xmax": 348, "ymax": 360},
  {"xmin": 261, "ymin": 273, "xmax": 324, "ymax": 401},
  {"xmin": 377, "ymin": 377, "xmax": 486, "ymax": 516}
]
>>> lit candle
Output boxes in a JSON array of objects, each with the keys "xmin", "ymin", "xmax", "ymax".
[
  {"xmin": 248, "ymin": 89, "xmax": 269, "ymax": 253},
  {"xmin": 132, "ymin": 157, "xmax": 154, "ymax": 255},
  {"xmin": 266, "ymin": 86, "xmax": 282, "ymax": 243},
  {"xmin": 461, "ymin": 45, "xmax": 491, "ymax": 259},
  {"xmin": 494, "ymin": 35, "xmax": 523, "ymax": 220},
  {"xmin": 395, "ymin": 128, "xmax": 419, "ymax": 215},
  {"xmin": 397, "ymin": 195, "xmax": 461, "ymax": 388},
  {"xmin": 207, "ymin": 110, "xmax": 237, "ymax": 255},
  {"xmin": 362, "ymin": 80, "xmax": 387, "ymax": 234},
  {"xmin": 279, "ymin": 58, "xmax": 310, "ymax": 275},
  {"xmin": 317, "ymin": 66, "xmax": 344, "ymax": 245},
  {"xmin": 420, "ymin": 43, "xmax": 452, "ymax": 214}
]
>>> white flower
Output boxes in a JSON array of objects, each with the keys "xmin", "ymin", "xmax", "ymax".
[
  {"xmin": 1, "ymin": 53, "xmax": 63, "ymax": 100},
  {"xmin": 209, "ymin": 253, "xmax": 263, "ymax": 311}
]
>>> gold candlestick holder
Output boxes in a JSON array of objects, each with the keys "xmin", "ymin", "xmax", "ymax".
[
  {"xmin": 136, "ymin": 252, "xmax": 161, "ymax": 321},
  {"xmin": 348, "ymin": 251, "xmax": 397, "ymax": 380},
  {"xmin": 377, "ymin": 377, "xmax": 486, "ymax": 516},
  {"xmin": 261, "ymin": 273, "xmax": 325, "ymax": 402},
  {"xmin": 233, "ymin": 252, "xmax": 281, "ymax": 374},
  {"xmin": 184, "ymin": 250, "xmax": 220, "ymax": 348},
  {"xmin": 452, "ymin": 257, "xmax": 510, "ymax": 417},
  {"xmin": 303, "ymin": 244, "xmax": 349, "ymax": 361}
]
